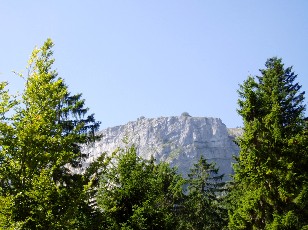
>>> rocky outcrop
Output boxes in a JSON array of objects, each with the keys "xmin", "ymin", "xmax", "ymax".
[{"xmin": 82, "ymin": 115, "xmax": 240, "ymax": 181}]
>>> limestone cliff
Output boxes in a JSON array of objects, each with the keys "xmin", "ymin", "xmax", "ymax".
[{"xmin": 82, "ymin": 115, "xmax": 240, "ymax": 181}]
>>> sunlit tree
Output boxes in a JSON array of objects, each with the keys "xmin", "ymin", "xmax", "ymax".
[
  {"xmin": 229, "ymin": 57, "xmax": 308, "ymax": 229},
  {"xmin": 0, "ymin": 39, "xmax": 101, "ymax": 229}
]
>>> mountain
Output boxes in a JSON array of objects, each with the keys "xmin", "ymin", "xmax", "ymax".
[{"xmin": 82, "ymin": 114, "xmax": 241, "ymax": 181}]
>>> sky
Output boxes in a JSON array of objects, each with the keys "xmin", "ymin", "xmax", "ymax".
[{"xmin": 1, "ymin": 1, "xmax": 308, "ymax": 129}]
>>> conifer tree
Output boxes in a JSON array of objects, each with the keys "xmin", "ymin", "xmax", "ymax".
[
  {"xmin": 181, "ymin": 156, "xmax": 227, "ymax": 230},
  {"xmin": 0, "ymin": 39, "xmax": 101, "ymax": 229},
  {"xmin": 229, "ymin": 57, "xmax": 308, "ymax": 229}
]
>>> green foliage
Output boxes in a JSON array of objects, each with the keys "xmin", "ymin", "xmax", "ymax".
[
  {"xmin": 97, "ymin": 145, "xmax": 186, "ymax": 229},
  {"xmin": 4, "ymin": 43, "xmax": 308, "ymax": 230},
  {"xmin": 180, "ymin": 156, "xmax": 227, "ymax": 230},
  {"xmin": 229, "ymin": 57, "xmax": 308, "ymax": 229},
  {"xmin": 0, "ymin": 39, "xmax": 102, "ymax": 229}
]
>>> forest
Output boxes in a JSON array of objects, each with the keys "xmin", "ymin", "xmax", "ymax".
[{"xmin": 0, "ymin": 39, "xmax": 307, "ymax": 229}]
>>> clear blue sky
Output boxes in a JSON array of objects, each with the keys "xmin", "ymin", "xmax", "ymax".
[{"xmin": 1, "ymin": 1, "xmax": 308, "ymax": 129}]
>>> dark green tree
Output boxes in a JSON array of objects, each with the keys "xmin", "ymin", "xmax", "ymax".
[
  {"xmin": 180, "ymin": 156, "xmax": 227, "ymax": 230},
  {"xmin": 0, "ymin": 39, "xmax": 102, "ymax": 229},
  {"xmin": 229, "ymin": 57, "xmax": 308, "ymax": 229},
  {"xmin": 97, "ymin": 145, "xmax": 185, "ymax": 230}
]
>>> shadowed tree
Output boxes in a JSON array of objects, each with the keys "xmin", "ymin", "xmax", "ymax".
[{"xmin": 180, "ymin": 156, "xmax": 227, "ymax": 230}]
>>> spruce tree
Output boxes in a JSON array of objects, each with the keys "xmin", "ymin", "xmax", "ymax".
[{"xmin": 229, "ymin": 57, "xmax": 308, "ymax": 229}]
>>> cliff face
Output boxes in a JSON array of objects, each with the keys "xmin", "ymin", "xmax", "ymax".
[{"xmin": 83, "ymin": 115, "xmax": 240, "ymax": 181}]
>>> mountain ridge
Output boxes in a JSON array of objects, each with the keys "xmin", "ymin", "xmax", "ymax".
[{"xmin": 82, "ymin": 115, "xmax": 241, "ymax": 180}]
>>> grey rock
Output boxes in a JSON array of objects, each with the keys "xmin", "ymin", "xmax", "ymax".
[{"xmin": 82, "ymin": 116, "xmax": 240, "ymax": 181}]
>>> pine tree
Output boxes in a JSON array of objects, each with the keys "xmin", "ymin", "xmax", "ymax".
[
  {"xmin": 0, "ymin": 39, "xmax": 101, "ymax": 229},
  {"xmin": 229, "ymin": 57, "xmax": 308, "ymax": 229}
]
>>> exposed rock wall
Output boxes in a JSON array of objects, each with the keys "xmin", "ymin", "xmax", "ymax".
[{"xmin": 82, "ymin": 115, "xmax": 240, "ymax": 181}]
